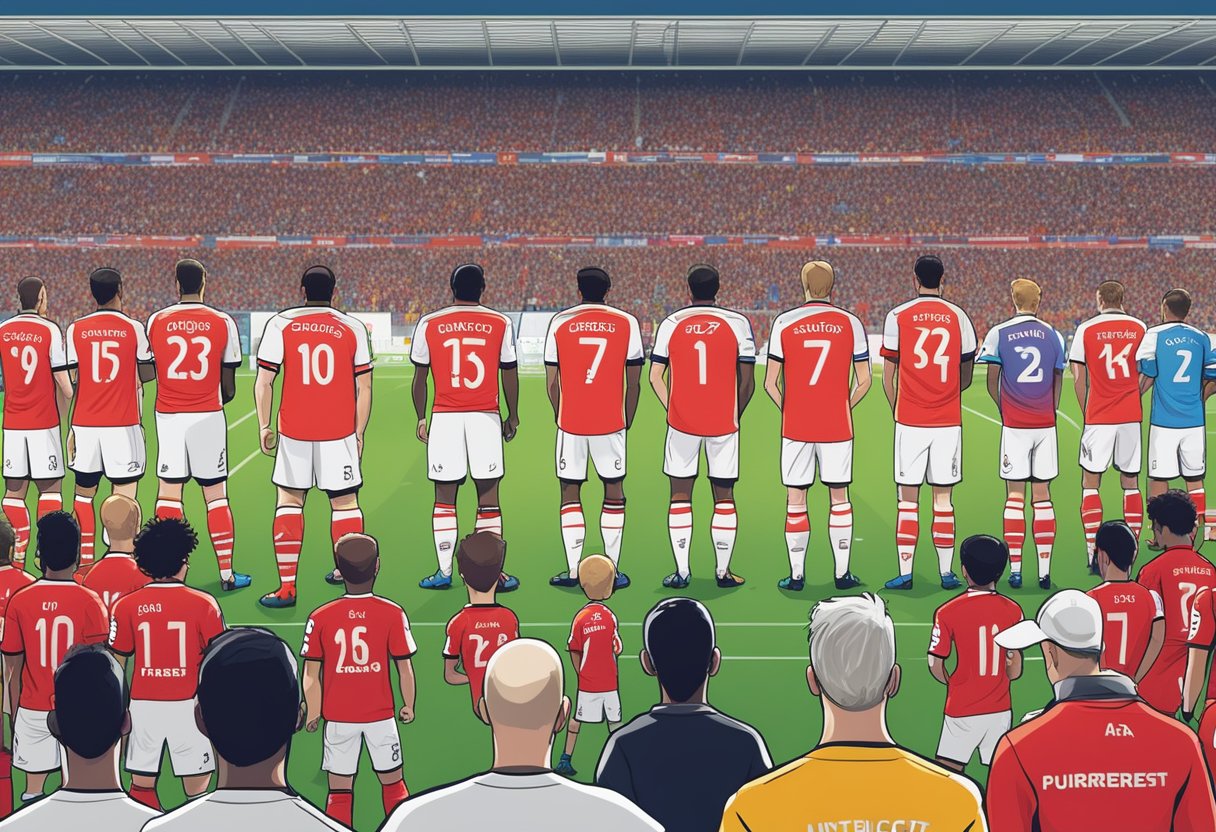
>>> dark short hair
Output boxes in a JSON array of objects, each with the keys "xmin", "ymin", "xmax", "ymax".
[
  {"xmin": 17, "ymin": 276, "xmax": 43, "ymax": 311},
  {"xmin": 455, "ymin": 532, "xmax": 506, "ymax": 593},
  {"xmin": 643, "ymin": 598, "xmax": 716, "ymax": 703},
  {"xmin": 89, "ymin": 267, "xmax": 122, "ymax": 305},
  {"xmin": 334, "ymin": 533, "xmax": 378, "ymax": 585},
  {"xmin": 687, "ymin": 264, "xmax": 720, "ymax": 301},
  {"xmin": 1163, "ymin": 288, "xmax": 1192, "ymax": 320},
  {"xmin": 0, "ymin": 516, "xmax": 13, "ymax": 565},
  {"xmin": 36, "ymin": 511, "xmax": 79, "ymax": 572},
  {"xmin": 301, "ymin": 265, "xmax": 336, "ymax": 302},
  {"xmin": 577, "ymin": 267, "xmax": 611, "ymax": 303},
  {"xmin": 134, "ymin": 517, "xmax": 198, "ymax": 580},
  {"xmin": 960, "ymin": 534, "xmax": 1008, "ymax": 586},
  {"xmin": 914, "ymin": 255, "xmax": 945, "ymax": 289},
  {"xmin": 1148, "ymin": 489, "xmax": 1198, "ymax": 537},
  {"xmin": 53, "ymin": 645, "xmax": 127, "ymax": 759},
  {"xmin": 176, "ymin": 259, "xmax": 206, "ymax": 295},
  {"xmin": 1095, "ymin": 520, "xmax": 1138, "ymax": 571},
  {"xmin": 1097, "ymin": 281, "xmax": 1125, "ymax": 308},
  {"xmin": 451, "ymin": 264, "xmax": 485, "ymax": 302},
  {"xmin": 198, "ymin": 628, "xmax": 299, "ymax": 767}
]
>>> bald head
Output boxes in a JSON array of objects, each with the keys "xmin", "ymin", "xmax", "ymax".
[
  {"xmin": 334, "ymin": 533, "xmax": 378, "ymax": 585},
  {"xmin": 483, "ymin": 639, "xmax": 564, "ymax": 731},
  {"xmin": 100, "ymin": 495, "xmax": 141, "ymax": 543}
]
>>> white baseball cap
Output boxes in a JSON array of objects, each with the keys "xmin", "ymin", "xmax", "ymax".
[{"xmin": 995, "ymin": 590, "xmax": 1103, "ymax": 653}]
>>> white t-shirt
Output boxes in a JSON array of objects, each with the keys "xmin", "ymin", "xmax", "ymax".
[
  {"xmin": 0, "ymin": 789, "xmax": 159, "ymax": 832},
  {"xmin": 140, "ymin": 789, "xmax": 345, "ymax": 832},
  {"xmin": 381, "ymin": 770, "xmax": 662, "ymax": 832}
]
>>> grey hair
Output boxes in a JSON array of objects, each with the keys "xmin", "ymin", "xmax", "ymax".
[{"xmin": 808, "ymin": 593, "xmax": 896, "ymax": 712}]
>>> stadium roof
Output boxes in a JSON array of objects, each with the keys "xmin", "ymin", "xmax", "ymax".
[{"xmin": 0, "ymin": 16, "xmax": 1215, "ymax": 69}]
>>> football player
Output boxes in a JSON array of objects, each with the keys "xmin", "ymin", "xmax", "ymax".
[
  {"xmin": 1088, "ymin": 521, "xmax": 1163, "ymax": 680},
  {"xmin": 78, "ymin": 495, "xmax": 149, "ymax": 610}
]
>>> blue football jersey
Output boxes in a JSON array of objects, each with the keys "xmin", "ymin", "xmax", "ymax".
[
  {"xmin": 978, "ymin": 314, "xmax": 1066, "ymax": 429},
  {"xmin": 1136, "ymin": 322, "xmax": 1216, "ymax": 428}
]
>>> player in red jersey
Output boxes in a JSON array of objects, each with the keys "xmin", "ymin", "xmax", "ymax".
[
  {"xmin": 147, "ymin": 260, "xmax": 249, "ymax": 592},
  {"xmin": 78, "ymin": 495, "xmax": 150, "ymax": 610},
  {"xmin": 413, "ymin": 265, "xmax": 521, "ymax": 592},
  {"xmin": 764, "ymin": 261, "xmax": 871, "ymax": 592},
  {"xmin": 544, "ymin": 268, "xmax": 643, "ymax": 590},
  {"xmin": 254, "ymin": 266, "xmax": 373, "ymax": 608},
  {"xmin": 442, "ymin": 533, "xmax": 519, "ymax": 715},
  {"xmin": 1, "ymin": 511, "xmax": 107, "ymax": 800},
  {"xmin": 0, "ymin": 277, "xmax": 73, "ymax": 571},
  {"xmin": 0, "ymin": 517, "xmax": 32, "ymax": 818},
  {"xmin": 1088, "ymin": 521, "xmax": 1164, "ymax": 680},
  {"xmin": 65, "ymin": 268, "xmax": 155, "ymax": 566},
  {"xmin": 1070, "ymin": 281, "xmax": 1147, "ymax": 570},
  {"xmin": 881, "ymin": 255, "xmax": 976, "ymax": 592},
  {"xmin": 1135, "ymin": 489, "xmax": 1216, "ymax": 715},
  {"xmin": 108, "ymin": 516, "xmax": 225, "ymax": 809},
  {"xmin": 650, "ymin": 265, "xmax": 756, "ymax": 590},
  {"xmin": 927, "ymin": 535, "xmax": 1023, "ymax": 772},
  {"xmin": 1183, "ymin": 585, "xmax": 1216, "ymax": 775},
  {"xmin": 302, "ymin": 534, "xmax": 416, "ymax": 827}
]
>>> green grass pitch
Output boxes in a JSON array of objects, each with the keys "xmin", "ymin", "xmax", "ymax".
[{"xmin": 5, "ymin": 365, "xmax": 1203, "ymax": 831}]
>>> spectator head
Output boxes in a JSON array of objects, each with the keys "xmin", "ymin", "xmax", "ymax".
[
  {"xmin": 641, "ymin": 597, "xmax": 720, "ymax": 704},
  {"xmin": 477, "ymin": 639, "xmax": 570, "ymax": 751},
  {"xmin": 49, "ymin": 645, "xmax": 129, "ymax": 761},
  {"xmin": 1147, "ymin": 489, "xmax": 1198, "ymax": 543},
  {"xmin": 133, "ymin": 516, "xmax": 197, "ymax": 581},
  {"xmin": 451, "ymin": 263, "xmax": 486, "ymax": 302},
  {"xmin": 36, "ymin": 511, "xmax": 79, "ymax": 574},
  {"xmin": 960, "ymin": 535, "xmax": 1008, "ymax": 587},
  {"xmin": 197, "ymin": 628, "xmax": 302, "ymax": 770},
  {"xmin": 301, "ymin": 265, "xmax": 336, "ymax": 303},
  {"xmin": 800, "ymin": 260, "xmax": 834, "ymax": 301},
  {"xmin": 913, "ymin": 255, "xmax": 945, "ymax": 290},
  {"xmin": 808, "ymin": 594, "xmax": 898, "ymax": 715},
  {"xmin": 456, "ymin": 531, "xmax": 507, "ymax": 593},
  {"xmin": 100, "ymin": 494, "xmax": 141, "ymax": 549},
  {"xmin": 89, "ymin": 267, "xmax": 122, "ymax": 306},
  {"xmin": 334, "ymin": 532, "xmax": 379, "ymax": 588},
  {"xmin": 1095, "ymin": 520, "xmax": 1139, "ymax": 577},
  {"xmin": 16, "ymin": 275, "xmax": 45, "ymax": 313},
  {"xmin": 577, "ymin": 267, "xmax": 611, "ymax": 303},
  {"xmin": 577, "ymin": 554, "xmax": 615, "ymax": 602},
  {"xmin": 175, "ymin": 258, "xmax": 207, "ymax": 296},
  {"xmin": 1096, "ymin": 280, "xmax": 1125, "ymax": 311},
  {"xmin": 1011, "ymin": 278, "xmax": 1042, "ymax": 314},
  {"xmin": 1162, "ymin": 288, "xmax": 1192, "ymax": 322},
  {"xmin": 0, "ymin": 516, "xmax": 12, "ymax": 566},
  {"xmin": 687, "ymin": 264, "xmax": 720, "ymax": 301},
  {"xmin": 996, "ymin": 590, "xmax": 1102, "ymax": 685}
]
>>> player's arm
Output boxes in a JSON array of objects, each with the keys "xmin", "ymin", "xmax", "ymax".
[
  {"xmin": 763, "ymin": 359, "xmax": 783, "ymax": 410},
  {"xmin": 302, "ymin": 658, "xmax": 323, "ymax": 731},
  {"xmin": 138, "ymin": 362, "xmax": 155, "ymax": 383},
  {"xmin": 849, "ymin": 358, "xmax": 872, "ymax": 409},
  {"xmin": 927, "ymin": 654, "xmax": 950, "ymax": 686},
  {"xmin": 1070, "ymin": 361, "xmax": 1087, "ymax": 411},
  {"xmin": 1139, "ymin": 373, "xmax": 1154, "ymax": 394},
  {"xmin": 1137, "ymin": 617, "xmax": 1166, "ymax": 686},
  {"xmin": 545, "ymin": 364, "xmax": 561, "ymax": 419},
  {"xmin": 736, "ymin": 360, "xmax": 756, "ymax": 418},
  {"xmin": 395, "ymin": 658, "xmax": 416, "ymax": 723},
  {"xmin": 959, "ymin": 356, "xmax": 975, "ymax": 391},
  {"xmin": 986, "ymin": 363, "xmax": 1002, "ymax": 408},
  {"xmin": 1053, "ymin": 368, "xmax": 1063, "ymax": 409},
  {"xmin": 3, "ymin": 653, "xmax": 23, "ymax": 719},
  {"xmin": 648, "ymin": 362, "xmax": 669, "ymax": 410},
  {"xmin": 443, "ymin": 657, "xmax": 468, "ymax": 686},
  {"xmin": 1006, "ymin": 649, "xmax": 1023, "ymax": 681},
  {"xmin": 1203, "ymin": 379, "xmax": 1216, "ymax": 402},
  {"xmin": 411, "ymin": 365, "xmax": 430, "ymax": 443},
  {"xmin": 882, "ymin": 359, "xmax": 898, "ymax": 413},
  {"xmin": 624, "ymin": 364, "xmax": 642, "ymax": 429},
  {"xmin": 1182, "ymin": 645, "xmax": 1209, "ymax": 718},
  {"xmin": 501, "ymin": 365, "xmax": 520, "ymax": 442},
  {"xmin": 220, "ymin": 366, "xmax": 237, "ymax": 404},
  {"xmin": 253, "ymin": 367, "xmax": 278, "ymax": 456},
  {"xmin": 355, "ymin": 371, "xmax": 372, "ymax": 456}
]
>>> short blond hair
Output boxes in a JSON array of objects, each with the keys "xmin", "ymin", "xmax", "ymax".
[
  {"xmin": 100, "ymin": 495, "xmax": 141, "ymax": 541},
  {"xmin": 578, "ymin": 554, "xmax": 616, "ymax": 601},
  {"xmin": 1011, "ymin": 278, "xmax": 1042, "ymax": 313},
  {"xmin": 801, "ymin": 260, "xmax": 835, "ymax": 300}
]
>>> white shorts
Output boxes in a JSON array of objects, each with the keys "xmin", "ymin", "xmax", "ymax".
[
  {"xmin": 155, "ymin": 411, "xmax": 228, "ymax": 483},
  {"xmin": 126, "ymin": 698, "xmax": 215, "ymax": 777},
  {"xmin": 427, "ymin": 411, "xmax": 504, "ymax": 482},
  {"xmin": 2, "ymin": 428, "xmax": 64, "ymax": 480},
  {"xmin": 69, "ymin": 425, "xmax": 146, "ymax": 480},
  {"xmin": 781, "ymin": 438, "xmax": 852, "ymax": 487},
  {"xmin": 937, "ymin": 711, "xmax": 1011, "ymax": 766},
  {"xmin": 894, "ymin": 424, "xmax": 962, "ymax": 487},
  {"xmin": 663, "ymin": 427, "xmax": 739, "ymax": 481},
  {"xmin": 574, "ymin": 690, "xmax": 622, "ymax": 724},
  {"xmin": 1079, "ymin": 422, "xmax": 1141, "ymax": 475},
  {"xmin": 1148, "ymin": 425, "xmax": 1206, "ymax": 480},
  {"xmin": 556, "ymin": 429, "xmax": 626, "ymax": 482},
  {"xmin": 322, "ymin": 717, "xmax": 402, "ymax": 775},
  {"xmin": 1000, "ymin": 427, "xmax": 1059, "ymax": 482},
  {"xmin": 273, "ymin": 433, "xmax": 362, "ymax": 493},
  {"xmin": 12, "ymin": 708, "xmax": 59, "ymax": 773}
]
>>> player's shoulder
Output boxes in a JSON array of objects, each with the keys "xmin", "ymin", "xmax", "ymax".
[{"xmin": 932, "ymin": 591, "xmax": 969, "ymax": 617}]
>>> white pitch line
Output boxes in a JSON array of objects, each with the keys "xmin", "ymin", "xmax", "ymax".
[
  {"xmin": 1056, "ymin": 410, "xmax": 1081, "ymax": 431},
  {"xmin": 227, "ymin": 410, "xmax": 256, "ymax": 431},
  {"xmin": 962, "ymin": 405, "xmax": 1002, "ymax": 426},
  {"xmin": 227, "ymin": 448, "xmax": 262, "ymax": 477}
]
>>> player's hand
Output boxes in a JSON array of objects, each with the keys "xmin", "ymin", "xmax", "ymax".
[
  {"xmin": 305, "ymin": 716, "xmax": 321, "ymax": 733},
  {"xmin": 416, "ymin": 419, "xmax": 428, "ymax": 444},
  {"xmin": 260, "ymin": 427, "xmax": 277, "ymax": 456},
  {"xmin": 66, "ymin": 429, "xmax": 75, "ymax": 464},
  {"xmin": 398, "ymin": 704, "xmax": 415, "ymax": 724},
  {"xmin": 503, "ymin": 415, "xmax": 519, "ymax": 442}
]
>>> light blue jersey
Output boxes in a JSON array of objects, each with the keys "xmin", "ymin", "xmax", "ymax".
[{"xmin": 1136, "ymin": 322, "xmax": 1216, "ymax": 429}]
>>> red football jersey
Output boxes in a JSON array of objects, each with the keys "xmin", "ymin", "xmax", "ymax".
[
  {"xmin": 881, "ymin": 296, "xmax": 977, "ymax": 428},
  {"xmin": 1137, "ymin": 546, "xmax": 1216, "ymax": 714},
  {"xmin": 0, "ymin": 579, "xmax": 108, "ymax": 710},
  {"xmin": 256, "ymin": 307, "xmax": 372, "ymax": 442},
  {"xmin": 0, "ymin": 314, "xmax": 67, "ymax": 431},
  {"xmin": 768, "ymin": 302, "xmax": 869, "ymax": 443},
  {"xmin": 652, "ymin": 306, "xmax": 757, "ymax": 437},
  {"xmin": 568, "ymin": 602, "xmax": 622, "ymax": 694},
  {"xmin": 147, "ymin": 303, "xmax": 242, "ymax": 414},
  {"xmin": 1186, "ymin": 586, "xmax": 1216, "ymax": 702},
  {"xmin": 928, "ymin": 589, "xmax": 1024, "ymax": 718},
  {"xmin": 108, "ymin": 582, "xmax": 225, "ymax": 702},
  {"xmin": 411, "ymin": 305, "xmax": 517, "ymax": 414},
  {"xmin": 1088, "ymin": 580, "xmax": 1164, "ymax": 677},
  {"xmin": 0, "ymin": 565, "xmax": 34, "ymax": 641},
  {"xmin": 442, "ymin": 603, "xmax": 519, "ymax": 708},
  {"xmin": 80, "ymin": 553, "xmax": 151, "ymax": 613},
  {"xmin": 1068, "ymin": 311, "xmax": 1146, "ymax": 425},
  {"xmin": 300, "ymin": 593, "xmax": 418, "ymax": 724},
  {"xmin": 543, "ymin": 304, "xmax": 644, "ymax": 436},
  {"xmin": 65, "ymin": 310, "xmax": 152, "ymax": 428}
]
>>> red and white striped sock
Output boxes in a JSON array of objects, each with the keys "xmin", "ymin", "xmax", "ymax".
[
  {"xmin": 73, "ymin": 495, "xmax": 96, "ymax": 565},
  {"xmin": 828, "ymin": 502, "xmax": 853, "ymax": 579},
  {"xmin": 1123, "ymin": 489, "xmax": 1143, "ymax": 540},
  {"xmin": 154, "ymin": 498, "xmax": 184, "ymax": 521},
  {"xmin": 432, "ymin": 503, "xmax": 458, "ymax": 576},
  {"xmin": 932, "ymin": 505, "xmax": 955, "ymax": 575},
  {"xmin": 600, "ymin": 499, "xmax": 626, "ymax": 565},
  {"xmin": 1080, "ymin": 488, "xmax": 1103, "ymax": 562},
  {"xmin": 1003, "ymin": 493, "xmax": 1026, "ymax": 573},
  {"xmin": 475, "ymin": 506, "xmax": 502, "ymax": 536},
  {"xmin": 1189, "ymin": 488, "xmax": 1206, "ymax": 540},
  {"xmin": 896, "ymin": 500, "xmax": 919, "ymax": 577},
  {"xmin": 206, "ymin": 499, "xmax": 235, "ymax": 581},
  {"xmin": 1032, "ymin": 500, "xmax": 1056, "ymax": 580},
  {"xmin": 330, "ymin": 507, "xmax": 364, "ymax": 548},
  {"xmin": 35, "ymin": 492, "xmax": 61, "ymax": 519},
  {"xmin": 2, "ymin": 499, "xmax": 29, "ymax": 567},
  {"xmin": 559, "ymin": 502, "xmax": 585, "ymax": 573},
  {"xmin": 272, "ymin": 506, "xmax": 304, "ymax": 591},
  {"xmin": 784, "ymin": 503, "xmax": 809, "ymax": 581},
  {"xmin": 711, "ymin": 501, "xmax": 738, "ymax": 578},
  {"xmin": 668, "ymin": 502, "xmax": 693, "ymax": 578}
]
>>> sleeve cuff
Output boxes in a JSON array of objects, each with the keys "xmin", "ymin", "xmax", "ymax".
[
  {"xmin": 767, "ymin": 355, "xmax": 784, "ymax": 363},
  {"xmin": 853, "ymin": 352, "xmax": 870, "ymax": 362},
  {"xmin": 544, "ymin": 360, "xmax": 559, "ymax": 367},
  {"xmin": 500, "ymin": 361, "xmax": 518, "ymax": 370},
  {"xmin": 354, "ymin": 365, "xmax": 373, "ymax": 377},
  {"xmin": 625, "ymin": 357, "xmax": 646, "ymax": 366},
  {"xmin": 256, "ymin": 360, "xmax": 281, "ymax": 373},
  {"xmin": 650, "ymin": 355, "xmax": 669, "ymax": 365},
  {"xmin": 960, "ymin": 351, "xmax": 976, "ymax": 363},
  {"xmin": 222, "ymin": 360, "xmax": 243, "ymax": 369}
]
